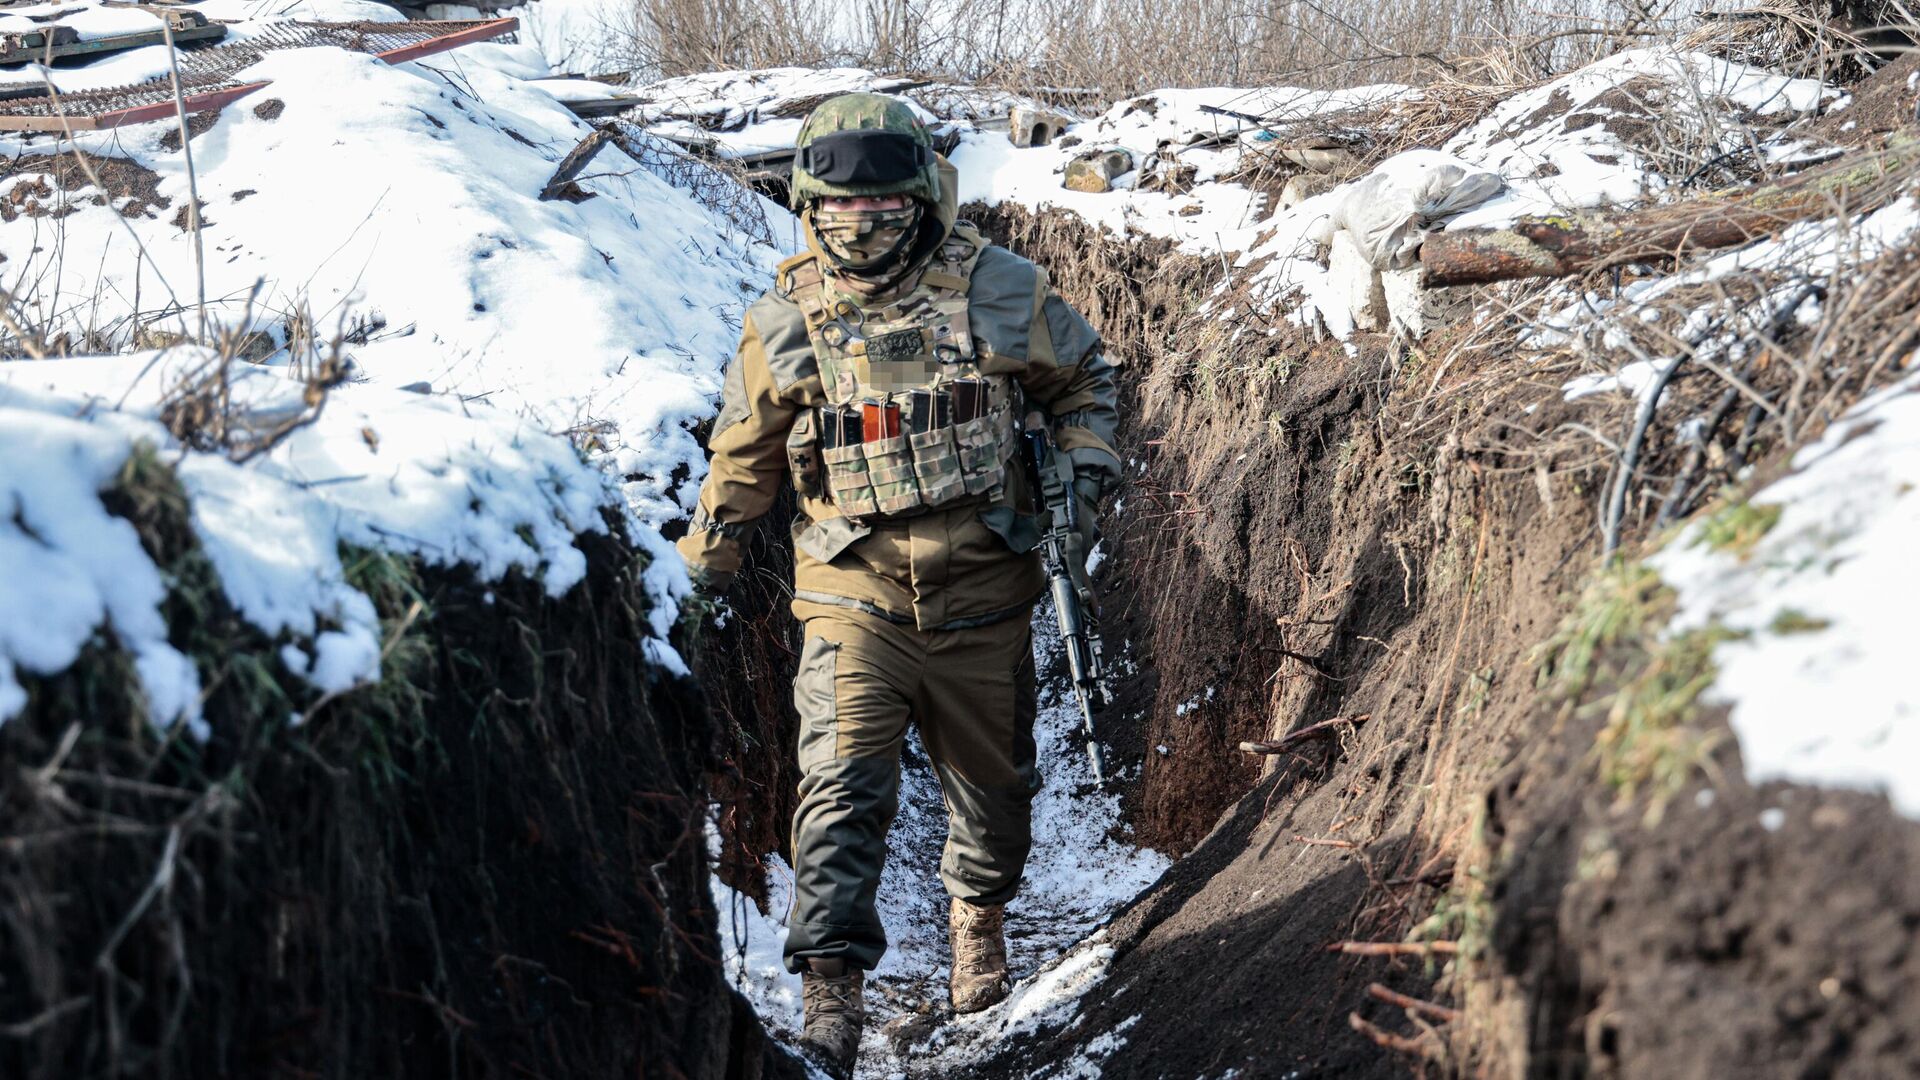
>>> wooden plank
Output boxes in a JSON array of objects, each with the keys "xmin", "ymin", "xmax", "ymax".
[
  {"xmin": 0, "ymin": 22, "xmax": 224, "ymax": 65},
  {"xmin": 539, "ymin": 127, "xmax": 611, "ymax": 201},
  {"xmin": 0, "ymin": 110, "xmax": 99, "ymax": 131},
  {"xmin": 373, "ymin": 16, "xmax": 517, "ymax": 64},
  {"xmin": 1421, "ymin": 135, "xmax": 1920, "ymax": 286}
]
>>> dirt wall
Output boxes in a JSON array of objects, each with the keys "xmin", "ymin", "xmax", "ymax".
[
  {"xmin": 0, "ymin": 451, "xmax": 800, "ymax": 1080},
  {"xmin": 961, "ymin": 204, "xmax": 1920, "ymax": 1079}
]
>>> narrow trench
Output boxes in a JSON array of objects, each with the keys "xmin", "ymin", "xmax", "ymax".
[
  {"xmin": 704, "ymin": 205, "xmax": 1208, "ymax": 1076},
  {"xmin": 707, "ymin": 190, "xmax": 1661, "ymax": 1078},
  {"xmin": 706, "ymin": 198, "xmax": 1400, "ymax": 1076}
]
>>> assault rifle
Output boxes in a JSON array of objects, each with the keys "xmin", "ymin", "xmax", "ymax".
[{"xmin": 1022, "ymin": 422, "xmax": 1110, "ymax": 785}]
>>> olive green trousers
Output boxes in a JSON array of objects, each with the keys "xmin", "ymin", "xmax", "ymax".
[{"xmin": 783, "ymin": 605, "xmax": 1040, "ymax": 973}]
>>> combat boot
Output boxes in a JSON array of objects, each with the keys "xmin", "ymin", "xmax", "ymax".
[
  {"xmin": 799, "ymin": 958, "xmax": 864, "ymax": 1079},
  {"xmin": 948, "ymin": 898, "xmax": 1011, "ymax": 1013}
]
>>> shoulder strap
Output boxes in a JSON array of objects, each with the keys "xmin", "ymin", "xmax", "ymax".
[
  {"xmin": 921, "ymin": 227, "xmax": 985, "ymax": 295},
  {"xmin": 777, "ymin": 250, "xmax": 824, "ymax": 301},
  {"xmin": 778, "ymin": 250, "xmax": 836, "ymax": 333}
]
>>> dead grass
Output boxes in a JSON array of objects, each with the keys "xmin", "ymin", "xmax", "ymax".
[{"xmin": 1685, "ymin": 0, "xmax": 1879, "ymax": 83}]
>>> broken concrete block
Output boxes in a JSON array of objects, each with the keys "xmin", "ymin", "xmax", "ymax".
[
  {"xmin": 1383, "ymin": 266, "xmax": 1469, "ymax": 339},
  {"xmin": 1063, "ymin": 159, "xmax": 1108, "ymax": 193},
  {"xmin": 1009, "ymin": 105, "xmax": 1072, "ymax": 148},
  {"xmin": 1280, "ymin": 172, "xmax": 1337, "ymax": 208},
  {"xmin": 1063, "ymin": 149, "xmax": 1133, "ymax": 193},
  {"xmin": 1328, "ymin": 229, "xmax": 1387, "ymax": 333}
]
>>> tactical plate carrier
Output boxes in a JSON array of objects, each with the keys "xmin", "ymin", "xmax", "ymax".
[{"xmin": 779, "ymin": 227, "xmax": 1020, "ymax": 522}]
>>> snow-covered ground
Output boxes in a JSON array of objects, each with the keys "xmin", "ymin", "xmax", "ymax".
[
  {"xmin": 626, "ymin": 49, "xmax": 1843, "ymax": 346},
  {"xmin": 713, "ymin": 613, "xmax": 1169, "ymax": 1076},
  {"xmin": 4, "ymin": 9, "xmax": 1917, "ymax": 1062},
  {"xmin": 0, "ymin": 0, "xmax": 782, "ymax": 722},
  {"xmin": 0, "ymin": 350, "xmax": 628, "ymax": 722},
  {"xmin": 1654, "ymin": 372, "xmax": 1920, "ymax": 819}
]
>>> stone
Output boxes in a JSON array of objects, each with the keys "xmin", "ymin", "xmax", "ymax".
[
  {"xmin": 1008, "ymin": 105, "xmax": 1073, "ymax": 148},
  {"xmin": 1061, "ymin": 149, "xmax": 1133, "ymax": 194},
  {"xmin": 1063, "ymin": 158, "xmax": 1110, "ymax": 193},
  {"xmin": 1328, "ymin": 229, "xmax": 1387, "ymax": 333}
]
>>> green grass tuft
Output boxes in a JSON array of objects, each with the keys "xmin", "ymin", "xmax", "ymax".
[
  {"xmin": 1533, "ymin": 560, "xmax": 1671, "ymax": 702},
  {"xmin": 1693, "ymin": 498, "xmax": 1782, "ymax": 559},
  {"xmin": 1535, "ymin": 558, "xmax": 1739, "ymax": 821},
  {"xmin": 1592, "ymin": 624, "xmax": 1738, "ymax": 817},
  {"xmin": 1768, "ymin": 608, "xmax": 1832, "ymax": 635}
]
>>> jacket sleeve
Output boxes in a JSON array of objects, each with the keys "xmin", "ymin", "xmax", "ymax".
[
  {"xmin": 675, "ymin": 311, "xmax": 798, "ymax": 591},
  {"xmin": 1014, "ymin": 276, "xmax": 1122, "ymax": 498}
]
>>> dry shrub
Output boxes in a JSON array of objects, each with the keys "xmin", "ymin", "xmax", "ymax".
[
  {"xmin": 604, "ymin": 0, "xmax": 1713, "ymax": 103},
  {"xmin": 1686, "ymin": 0, "xmax": 1904, "ymax": 83},
  {"xmin": 602, "ymin": 122, "xmax": 776, "ymax": 248}
]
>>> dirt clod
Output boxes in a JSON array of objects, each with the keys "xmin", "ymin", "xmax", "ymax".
[{"xmin": 158, "ymin": 110, "xmax": 220, "ymax": 151}]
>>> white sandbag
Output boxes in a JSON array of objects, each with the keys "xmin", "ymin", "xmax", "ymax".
[
  {"xmin": 1328, "ymin": 229, "xmax": 1387, "ymax": 332},
  {"xmin": 1328, "ymin": 150, "xmax": 1504, "ymax": 270}
]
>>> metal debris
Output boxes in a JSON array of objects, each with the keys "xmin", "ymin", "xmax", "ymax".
[{"xmin": 0, "ymin": 17, "xmax": 517, "ymax": 131}]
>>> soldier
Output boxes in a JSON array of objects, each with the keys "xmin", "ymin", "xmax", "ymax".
[{"xmin": 676, "ymin": 92, "xmax": 1118, "ymax": 1079}]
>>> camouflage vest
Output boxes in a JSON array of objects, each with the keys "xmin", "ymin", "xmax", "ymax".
[{"xmin": 777, "ymin": 227, "xmax": 1020, "ymax": 522}]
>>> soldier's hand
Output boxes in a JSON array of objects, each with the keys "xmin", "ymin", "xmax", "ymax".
[{"xmin": 1072, "ymin": 476, "xmax": 1103, "ymax": 571}]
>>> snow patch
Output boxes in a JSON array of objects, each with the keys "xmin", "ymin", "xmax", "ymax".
[
  {"xmin": 0, "ymin": 349, "xmax": 634, "ymax": 720},
  {"xmin": 1654, "ymin": 373, "xmax": 1920, "ymax": 819}
]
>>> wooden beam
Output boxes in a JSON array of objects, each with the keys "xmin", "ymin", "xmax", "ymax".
[
  {"xmin": 0, "ymin": 22, "xmax": 225, "ymax": 65},
  {"xmin": 1421, "ymin": 135, "xmax": 1920, "ymax": 286},
  {"xmin": 539, "ymin": 127, "xmax": 611, "ymax": 202},
  {"xmin": 374, "ymin": 17, "xmax": 518, "ymax": 64}
]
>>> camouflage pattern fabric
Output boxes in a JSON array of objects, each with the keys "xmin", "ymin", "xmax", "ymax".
[{"xmin": 789, "ymin": 92, "xmax": 940, "ymax": 208}]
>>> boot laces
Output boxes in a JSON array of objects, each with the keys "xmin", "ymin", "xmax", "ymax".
[
  {"xmin": 804, "ymin": 971, "xmax": 863, "ymax": 1020},
  {"xmin": 952, "ymin": 903, "xmax": 1006, "ymax": 970}
]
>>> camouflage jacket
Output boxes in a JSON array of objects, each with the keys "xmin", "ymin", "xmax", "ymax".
[{"xmin": 676, "ymin": 159, "xmax": 1120, "ymax": 632}]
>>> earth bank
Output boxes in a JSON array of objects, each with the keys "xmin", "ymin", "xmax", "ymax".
[
  {"xmin": 939, "ymin": 200, "xmax": 1920, "ymax": 1078},
  {"xmin": 0, "ymin": 450, "xmax": 802, "ymax": 1080}
]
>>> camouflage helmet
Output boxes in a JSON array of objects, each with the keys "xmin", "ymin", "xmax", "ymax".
[{"xmin": 789, "ymin": 92, "xmax": 940, "ymax": 210}]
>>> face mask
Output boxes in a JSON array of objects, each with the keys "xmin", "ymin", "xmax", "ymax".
[{"xmin": 813, "ymin": 204, "xmax": 923, "ymax": 271}]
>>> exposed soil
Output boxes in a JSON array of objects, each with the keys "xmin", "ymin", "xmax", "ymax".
[
  {"xmin": 1483, "ymin": 706, "xmax": 1920, "ymax": 1079},
  {"xmin": 1808, "ymin": 48, "xmax": 1920, "ymax": 147},
  {"xmin": 0, "ymin": 455, "xmax": 801, "ymax": 1079},
  {"xmin": 676, "ymin": 487, "xmax": 806, "ymax": 903},
  {"xmin": 157, "ymin": 109, "xmax": 221, "ymax": 150},
  {"xmin": 0, "ymin": 150, "xmax": 170, "ymax": 222},
  {"xmin": 944, "ymin": 203, "xmax": 1920, "ymax": 1079}
]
